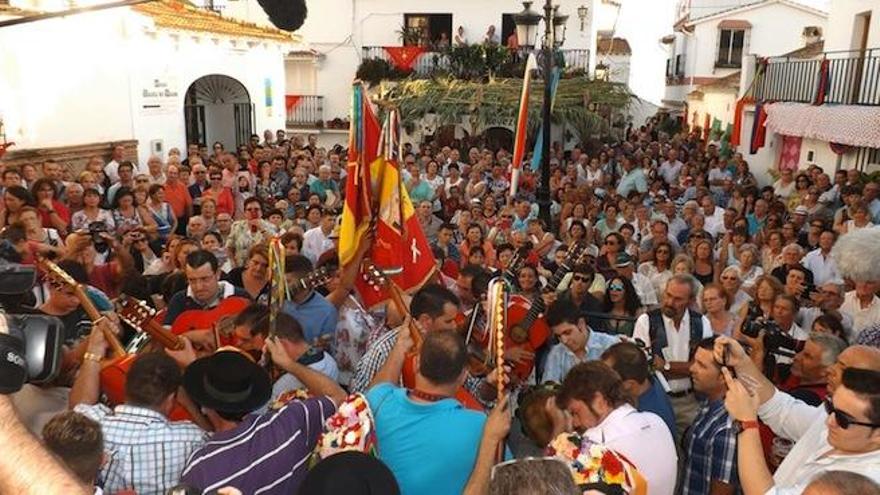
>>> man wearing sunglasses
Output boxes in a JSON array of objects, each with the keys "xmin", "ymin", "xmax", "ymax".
[{"xmin": 717, "ymin": 336, "xmax": 880, "ymax": 494}]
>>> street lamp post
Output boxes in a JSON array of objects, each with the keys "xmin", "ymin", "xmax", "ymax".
[{"xmin": 514, "ymin": 1, "xmax": 571, "ymax": 227}]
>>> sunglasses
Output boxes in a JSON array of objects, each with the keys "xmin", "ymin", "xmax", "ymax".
[
  {"xmin": 210, "ymin": 177, "xmax": 222, "ymax": 181},
  {"xmin": 572, "ymin": 275, "xmax": 592, "ymax": 283},
  {"xmin": 824, "ymin": 397, "xmax": 880, "ymax": 429},
  {"xmin": 609, "ymin": 283, "xmax": 625, "ymax": 291}
]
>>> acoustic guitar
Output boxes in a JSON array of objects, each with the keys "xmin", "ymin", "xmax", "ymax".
[
  {"xmin": 169, "ymin": 267, "xmax": 332, "ymax": 347},
  {"xmin": 38, "ymin": 258, "xmax": 135, "ymax": 408},
  {"xmin": 115, "ymin": 295, "xmax": 194, "ymax": 421},
  {"xmin": 494, "ymin": 243, "xmax": 591, "ymax": 381}
]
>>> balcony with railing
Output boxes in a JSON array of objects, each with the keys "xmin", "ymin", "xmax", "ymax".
[
  {"xmin": 752, "ymin": 48, "xmax": 880, "ymax": 106},
  {"xmin": 361, "ymin": 46, "xmax": 591, "ymax": 79},
  {"xmin": 285, "ymin": 95, "xmax": 324, "ymax": 127}
]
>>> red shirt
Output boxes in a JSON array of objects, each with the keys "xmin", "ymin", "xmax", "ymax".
[
  {"xmin": 39, "ymin": 199, "xmax": 70, "ymax": 231},
  {"xmin": 163, "ymin": 180, "xmax": 193, "ymax": 218},
  {"xmin": 203, "ymin": 187, "xmax": 235, "ymax": 216}
]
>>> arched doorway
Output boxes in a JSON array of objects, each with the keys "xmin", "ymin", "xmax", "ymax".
[
  {"xmin": 184, "ymin": 75, "xmax": 253, "ymax": 150},
  {"xmin": 484, "ymin": 126, "xmax": 514, "ymax": 152}
]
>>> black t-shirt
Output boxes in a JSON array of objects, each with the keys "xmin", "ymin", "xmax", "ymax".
[{"xmin": 37, "ymin": 307, "xmax": 91, "ymax": 345}]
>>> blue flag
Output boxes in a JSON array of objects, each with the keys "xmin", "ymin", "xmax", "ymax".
[{"xmin": 529, "ymin": 67, "xmax": 562, "ymax": 172}]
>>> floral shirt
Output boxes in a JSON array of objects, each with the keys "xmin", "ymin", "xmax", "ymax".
[
  {"xmin": 224, "ymin": 219, "xmax": 278, "ymax": 267},
  {"xmin": 333, "ymin": 295, "xmax": 388, "ymax": 388}
]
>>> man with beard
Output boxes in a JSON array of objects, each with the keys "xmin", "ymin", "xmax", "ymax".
[{"xmin": 633, "ymin": 274, "xmax": 713, "ymax": 438}]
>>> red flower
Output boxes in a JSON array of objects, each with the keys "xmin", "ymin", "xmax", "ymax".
[{"xmin": 601, "ymin": 450, "xmax": 624, "ymax": 476}]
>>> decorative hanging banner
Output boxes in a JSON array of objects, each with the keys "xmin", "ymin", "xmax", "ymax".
[
  {"xmin": 749, "ymin": 102, "xmax": 768, "ymax": 154},
  {"xmin": 779, "ymin": 135, "xmax": 802, "ymax": 171},
  {"xmin": 285, "ymin": 95, "xmax": 303, "ymax": 113},
  {"xmin": 813, "ymin": 59, "xmax": 830, "ymax": 106},
  {"xmin": 528, "ymin": 66, "xmax": 562, "ymax": 173},
  {"xmin": 384, "ymin": 46, "xmax": 427, "ymax": 71}
]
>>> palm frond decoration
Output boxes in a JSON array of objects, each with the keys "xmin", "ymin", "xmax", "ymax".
[{"xmin": 376, "ymin": 77, "xmax": 632, "ymax": 141}]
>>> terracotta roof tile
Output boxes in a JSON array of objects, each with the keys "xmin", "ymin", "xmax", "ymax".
[
  {"xmin": 134, "ymin": 0, "xmax": 294, "ymax": 42},
  {"xmin": 596, "ymin": 37, "xmax": 631, "ymax": 56}
]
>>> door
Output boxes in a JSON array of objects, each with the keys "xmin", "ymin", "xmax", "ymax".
[
  {"xmin": 184, "ymin": 104, "xmax": 206, "ymax": 147},
  {"xmin": 233, "ymin": 103, "xmax": 254, "ymax": 149}
]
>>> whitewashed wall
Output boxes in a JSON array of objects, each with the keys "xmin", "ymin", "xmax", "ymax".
[
  {"xmin": 0, "ymin": 9, "xmax": 135, "ymax": 150},
  {"xmin": 824, "ymin": 0, "xmax": 880, "ymax": 52},
  {"xmin": 688, "ymin": 3, "xmax": 826, "ymax": 78},
  {"xmin": 0, "ymin": 5, "xmax": 289, "ymax": 166}
]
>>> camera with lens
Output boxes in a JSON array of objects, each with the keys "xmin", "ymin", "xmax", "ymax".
[
  {"xmin": 0, "ymin": 262, "xmax": 64, "ymax": 394},
  {"xmin": 87, "ymin": 221, "xmax": 110, "ymax": 253},
  {"xmin": 742, "ymin": 316, "xmax": 803, "ymax": 358}
]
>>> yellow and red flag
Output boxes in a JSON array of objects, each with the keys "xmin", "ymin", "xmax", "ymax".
[
  {"xmin": 509, "ymin": 53, "xmax": 537, "ymax": 198},
  {"xmin": 340, "ymin": 84, "xmax": 435, "ymax": 308}
]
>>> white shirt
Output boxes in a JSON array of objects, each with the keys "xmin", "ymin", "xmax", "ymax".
[
  {"xmin": 105, "ymin": 159, "xmax": 122, "ymax": 184},
  {"xmin": 633, "ymin": 310, "xmax": 713, "ymax": 392},
  {"xmin": 302, "ymin": 226, "xmax": 334, "ymax": 264},
  {"xmin": 631, "ymin": 272, "xmax": 658, "ymax": 306},
  {"xmin": 703, "ymin": 206, "xmax": 726, "ymax": 237},
  {"xmin": 840, "ymin": 291, "xmax": 880, "ymax": 340},
  {"xmin": 583, "ymin": 404, "xmax": 678, "ymax": 495},
  {"xmin": 759, "ymin": 389, "xmax": 880, "ymax": 494},
  {"xmin": 802, "ymin": 249, "xmax": 843, "ymax": 286}
]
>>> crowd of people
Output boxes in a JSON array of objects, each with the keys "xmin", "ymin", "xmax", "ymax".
[{"xmin": 1, "ymin": 118, "xmax": 880, "ymax": 495}]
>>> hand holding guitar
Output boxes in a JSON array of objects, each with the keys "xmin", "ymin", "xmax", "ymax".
[
  {"xmin": 181, "ymin": 329, "xmax": 217, "ymax": 355},
  {"xmin": 165, "ymin": 337, "xmax": 197, "ymax": 368},
  {"xmin": 84, "ymin": 322, "xmax": 109, "ymax": 360}
]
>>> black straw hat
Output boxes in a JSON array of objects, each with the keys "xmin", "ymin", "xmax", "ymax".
[{"xmin": 183, "ymin": 349, "xmax": 271, "ymax": 414}]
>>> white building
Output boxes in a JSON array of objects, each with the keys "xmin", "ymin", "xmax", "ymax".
[
  {"xmin": 222, "ymin": 0, "xmax": 681, "ymax": 149},
  {"xmin": 661, "ymin": 0, "xmax": 828, "ymax": 126},
  {"xmin": 737, "ymin": 0, "xmax": 880, "ymax": 179},
  {"xmin": 0, "ymin": 0, "xmax": 297, "ymax": 168}
]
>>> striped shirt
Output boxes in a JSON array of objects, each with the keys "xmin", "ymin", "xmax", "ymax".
[
  {"xmin": 180, "ymin": 396, "xmax": 335, "ymax": 495},
  {"xmin": 682, "ymin": 399, "xmax": 739, "ymax": 495},
  {"xmin": 74, "ymin": 403, "xmax": 207, "ymax": 495}
]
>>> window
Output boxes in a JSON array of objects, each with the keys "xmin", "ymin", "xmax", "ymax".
[
  {"xmin": 855, "ymin": 146, "xmax": 880, "ymax": 170},
  {"xmin": 403, "ymin": 14, "xmax": 453, "ymax": 47},
  {"xmin": 675, "ymin": 54, "xmax": 685, "ymax": 76},
  {"xmin": 716, "ymin": 29, "xmax": 745, "ymax": 68},
  {"xmin": 666, "ymin": 59, "xmax": 673, "ymax": 78}
]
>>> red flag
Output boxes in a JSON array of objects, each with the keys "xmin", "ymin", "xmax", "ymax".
[{"xmin": 351, "ymin": 108, "xmax": 436, "ymax": 308}]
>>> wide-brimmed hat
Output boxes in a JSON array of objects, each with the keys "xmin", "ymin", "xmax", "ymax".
[{"xmin": 183, "ymin": 349, "xmax": 271, "ymax": 414}]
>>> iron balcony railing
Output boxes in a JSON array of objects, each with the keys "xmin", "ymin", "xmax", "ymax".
[
  {"xmin": 361, "ymin": 46, "xmax": 591, "ymax": 77},
  {"xmin": 752, "ymin": 48, "xmax": 880, "ymax": 106},
  {"xmin": 285, "ymin": 95, "xmax": 324, "ymax": 127}
]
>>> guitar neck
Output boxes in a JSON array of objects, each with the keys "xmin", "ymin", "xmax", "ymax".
[
  {"xmin": 74, "ymin": 285, "xmax": 126, "ymax": 358},
  {"xmin": 387, "ymin": 283, "xmax": 422, "ymax": 349},
  {"xmin": 143, "ymin": 320, "xmax": 184, "ymax": 350},
  {"xmin": 520, "ymin": 263, "xmax": 571, "ymax": 329}
]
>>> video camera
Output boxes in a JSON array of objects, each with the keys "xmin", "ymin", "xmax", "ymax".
[
  {"xmin": 0, "ymin": 262, "xmax": 64, "ymax": 394},
  {"xmin": 742, "ymin": 315, "xmax": 804, "ymax": 358}
]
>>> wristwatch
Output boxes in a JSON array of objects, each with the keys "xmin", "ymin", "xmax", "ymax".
[{"xmin": 732, "ymin": 419, "xmax": 759, "ymax": 435}]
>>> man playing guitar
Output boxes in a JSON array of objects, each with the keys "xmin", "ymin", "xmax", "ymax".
[{"xmin": 164, "ymin": 250, "xmax": 250, "ymax": 351}]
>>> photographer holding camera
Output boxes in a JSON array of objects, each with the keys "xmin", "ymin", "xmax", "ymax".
[
  {"xmin": 63, "ymin": 227, "xmax": 135, "ymax": 300},
  {"xmin": 741, "ymin": 294, "xmax": 808, "ymax": 383},
  {"xmin": 716, "ymin": 336, "xmax": 880, "ymax": 494}
]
